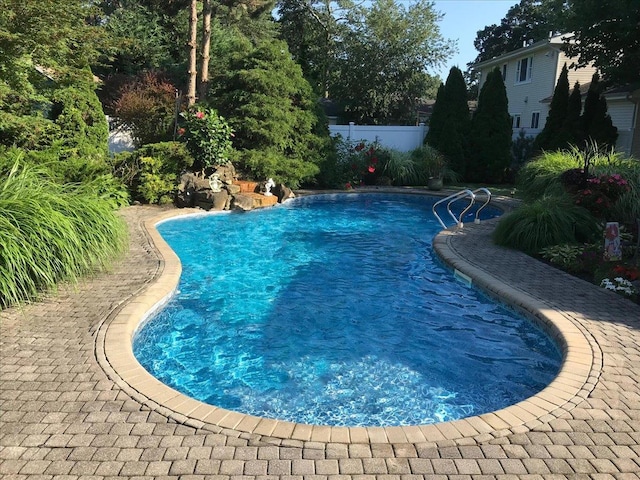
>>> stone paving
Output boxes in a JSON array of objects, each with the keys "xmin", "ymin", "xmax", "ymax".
[{"xmin": 1, "ymin": 201, "xmax": 640, "ymax": 479}]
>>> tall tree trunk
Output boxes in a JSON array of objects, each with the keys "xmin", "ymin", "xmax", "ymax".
[
  {"xmin": 198, "ymin": 0, "xmax": 212, "ymax": 101},
  {"xmin": 187, "ymin": 0, "xmax": 198, "ymax": 106}
]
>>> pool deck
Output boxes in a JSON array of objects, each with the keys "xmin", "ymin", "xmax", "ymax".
[{"xmin": 2, "ymin": 195, "xmax": 640, "ymax": 479}]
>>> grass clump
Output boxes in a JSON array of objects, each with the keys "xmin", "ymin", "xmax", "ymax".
[
  {"xmin": 492, "ymin": 195, "xmax": 599, "ymax": 254},
  {"xmin": 0, "ymin": 160, "xmax": 128, "ymax": 309}
]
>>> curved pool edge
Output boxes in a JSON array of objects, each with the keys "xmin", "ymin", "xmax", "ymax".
[{"xmin": 99, "ymin": 193, "xmax": 599, "ymax": 446}]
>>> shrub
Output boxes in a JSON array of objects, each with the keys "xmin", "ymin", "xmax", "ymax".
[
  {"xmin": 517, "ymin": 149, "xmax": 584, "ymax": 201},
  {"xmin": 112, "ymin": 71, "xmax": 177, "ymax": 147},
  {"xmin": 178, "ymin": 106, "xmax": 234, "ymax": 172},
  {"xmin": 492, "ymin": 195, "xmax": 599, "ymax": 254},
  {"xmin": 0, "ymin": 159, "xmax": 128, "ymax": 309},
  {"xmin": 111, "ymin": 141, "xmax": 194, "ymax": 204}
]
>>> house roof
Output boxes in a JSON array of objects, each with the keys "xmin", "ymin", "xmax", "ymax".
[{"xmin": 473, "ymin": 34, "xmax": 573, "ymax": 69}]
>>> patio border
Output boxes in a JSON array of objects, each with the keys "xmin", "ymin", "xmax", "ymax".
[{"xmin": 96, "ymin": 191, "xmax": 600, "ymax": 446}]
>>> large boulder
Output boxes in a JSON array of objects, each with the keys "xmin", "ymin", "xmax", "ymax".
[
  {"xmin": 231, "ymin": 194, "xmax": 254, "ymax": 211},
  {"xmin": 212, "ymin": 163, "xmax": 236, "ymax": 185},
  {"xmin": 273, "ymin": 183, "xmax": 295, "ymax": 203}
]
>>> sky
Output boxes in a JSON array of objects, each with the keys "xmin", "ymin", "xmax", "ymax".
[{"xmin": 431, "ymin": 0, "xmax": 517, "ymax": 80}]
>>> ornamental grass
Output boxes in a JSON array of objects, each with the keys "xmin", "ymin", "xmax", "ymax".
[{"xmin": 0, "ymin": 161, "xmax": 128, "ymax": 309}]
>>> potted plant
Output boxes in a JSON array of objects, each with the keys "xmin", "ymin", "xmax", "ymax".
[{"xmin": 410, "ymin": 145, "xmax": 455, "ymax": 190}]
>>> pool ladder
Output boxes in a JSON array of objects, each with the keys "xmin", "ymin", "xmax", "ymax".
[{"xmin": 432, "ymin": 188, "xmax": 492, "ymax": 229}]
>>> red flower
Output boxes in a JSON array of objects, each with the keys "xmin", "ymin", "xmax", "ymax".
[
  {"xmin": 354, "ymin": 143, "xmax": 365, "ymax": 152},
  {"xmin": 195, "ymin": 111, "xmax": 205, "ymax": 119},
  {"xmin": 345, "ymin": 182, "xmax": 352, "ymax": 189},
  {"xmin": 177, "ymin": 127, "xmax": 186, "ymax": 136},
  {"xmin": 368, "ymin": 165, "xmax": 376, "ymax": 173}
]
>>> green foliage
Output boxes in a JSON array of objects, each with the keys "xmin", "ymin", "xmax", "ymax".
[
  {"xmin": 409, "ymin": 144, "xmax": 457, "ymax": 183},
  {"xmin": 212, "ymin": 40, "xmax": 326, "ymax": 188},
  {"xmin": 562, "ymin": 81, "xmax": 583, "ymax": 146},
  {"xmin": 0, "ymin": 158, "xmax": 128, "ymax": 309},
  {"xmin": 468, "ymin": 68, "xmax": 512, "ymax": 183},
  {"xmin": 48, "ymin": 80, "xmax": 109, "ymax": 160},
  {"xmin": 179, "ymin": 106, "xmax": 234, "ymax": 171},
  {"xmin": 539, "ymin": 243, "xmax": 586, "ymax": 272},
  {"xmin": 111, "ymin": 141, "xmax": 194, "ymax": 204},
  {"xmin": 562, "ymin": 0, "xmax": 640, "ymax": 86},
  {"xmin": 534, "ymin": 63, "xmax": 570, "ymax": 153},
  {"xmin": 511, "ymin": 129, "xmax": 536, "ymax": 172},
  {"xmin": 516, "ymin": 149, "xmax": 583, "ymax": 201},
  {"xmin": 112, "ymin": 71, "xmax": 177, "ymax": 147},
  {"xmin": 492, "ymin": 195, "xmax": 599, "ymax": 254},
  {"xmin": 472, "ymin": 0, "xmax": 564, "ymax": 64},
  {"xmin": 382, "ymin": 151, "xmax": 419, "ymax": 186},
  {"xmin": 280, "ymin": 0, "xmax": 450, "ymax": 124},
  {"xmin": 581, "ymin": 73, "xmax": 618, "ymax": 149}
]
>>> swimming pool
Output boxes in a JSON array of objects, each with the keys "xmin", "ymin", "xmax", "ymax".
[{"xmin": 134, "ymin": 193, "xmax": 562, "ymax": 427}]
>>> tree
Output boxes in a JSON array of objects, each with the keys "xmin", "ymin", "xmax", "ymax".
[
  {"xmin": 198, "ymin": 0, "xmax": 212, "ymax": 100},
  {"xmin": 581, "ymin": 73, "xmax": 618, "ymax": 148},
  {"xmin": 278, "ymin": 0, "xmax": 452, "ymax": 124},
  {"xmin": 562, "ymin": 0, "xmax": 640, "ymax": 86},
  {"xmin": 186, "ymin": 0, "xmax": 198, "ymax": 106},
  {"xmin": 562, "ymin": 81, "xmax": 583, "ymax": 146},
  {"xmin": 471, "ymin": 0, "xmax": 565, "ymax": 65},
  {"xmin": 211, "ymin": 40, "xmax": 329, "ymax": 188},
  {"xmin": 468, "ymin": 68, "xmax": 512, "ymax": 183},
  {"xmin": 425, "ymin": 67, "xmax": 470, "ymax": 177},
  {"xmin": 534, "ymin": 63, "xmax": 569, "ymax": 152}
]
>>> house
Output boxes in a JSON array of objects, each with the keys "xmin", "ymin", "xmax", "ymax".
[{"xmin": 473, "ymin": 34, "xmax": 640, "ymax": 158}]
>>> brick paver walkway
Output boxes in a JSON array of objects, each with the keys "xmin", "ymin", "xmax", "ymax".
[{"xmin": 1, "ymin": 203, "xmax": 639, "ymax": 479}]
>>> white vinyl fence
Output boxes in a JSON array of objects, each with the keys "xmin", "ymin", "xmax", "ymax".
[{"xmin": 329, "ymin": 123, "xmax": 428, "ymax": 152}]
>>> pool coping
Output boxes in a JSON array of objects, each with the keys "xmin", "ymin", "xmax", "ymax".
[{"xmin": 97, "ymin": 190, "xmax": 599, "ymax": 445}]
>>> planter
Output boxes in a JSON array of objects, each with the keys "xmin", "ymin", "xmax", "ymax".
[{"xmin": 427, "ymin": 177, "xmax": 443, "ymax": 191}]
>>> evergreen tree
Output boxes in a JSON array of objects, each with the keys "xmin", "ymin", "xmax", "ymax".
[
  {"xmin": 534, "ymin": 63, "xmax": 569, "ymax": 152},
  {"xmin": 211, "ymin": 40, "xmax": 329, "ymax": 188},
  {"xmin": 425, "ymin": 83, "xmax": 445, "ymax": 149},
  {"xmin": 562, "ymin": 81, "xmax": 583, "ymax": 147},
  {"xmin": 424, "ymin": 67, "xmax": 469, "ymax": 178},
  {"xmin": 581, "ymin": 73, "xmax": 618, "ymax": 149},
  {"xmin": 468, "ymin": 68, "xmax": 512, "ymax": 183},
  {"xmin": 440, "ymin": 67, "xmax": 470, "ymax": 178}
]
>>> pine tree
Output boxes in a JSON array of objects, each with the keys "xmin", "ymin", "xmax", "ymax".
[
  {"xmin": 581, "ymin": 73, "xmax": 618, "ymax": 149},
  {"xmin": 534, "ymin": 63, "xmax": 569, "ymax": 152},
  {"xmin": 561, "ymin": 81, "xmax": 583, "ymax": 147},
  {"xmin": 425, "ymin": 83, "xmax": 445, "ymax": 149},
  {"xmin": 440, "ymin": 67, "xmax": 470, "ymax": 178},
  {"xmin": 424, "ymin": 67, "xmax": 469, "ymax": 178},
  {"xmin": 468, "ymin": 68, "xmax": 512, "ymax": 183}
]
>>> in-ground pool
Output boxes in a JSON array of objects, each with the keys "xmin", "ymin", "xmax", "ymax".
[{"xmin": 134, "ymin": 193, "xmax": 562, "ymax": 427}]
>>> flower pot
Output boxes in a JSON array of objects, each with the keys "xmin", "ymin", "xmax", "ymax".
[{"xmin": 427, "ymin": 177, "xmax": 443, "ymax": 191}]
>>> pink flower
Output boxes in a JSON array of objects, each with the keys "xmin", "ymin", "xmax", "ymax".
[
  {"xmin": 368, "ymin": 165, "xmax": 376, "ymax": 173},
  {"xmin": 177, "ymin": 127, "xmax": 186, "ymax": 136},
  {"xmin": 195, "ymin": 111, "xmax": 205, "ymax": 119}
]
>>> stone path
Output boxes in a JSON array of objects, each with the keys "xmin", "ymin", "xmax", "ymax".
[{"xmin": 1, "ymin": 202, "xmax": 640, "ymax": 479}]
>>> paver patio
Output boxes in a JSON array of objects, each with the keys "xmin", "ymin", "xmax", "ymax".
[{"xmin": 1, "ymin": 198, "xmax": 639, "ymax": 479}]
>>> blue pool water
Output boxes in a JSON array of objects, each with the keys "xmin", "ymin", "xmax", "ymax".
[{"xmin": 134, "ymin": 193, "xmax": 562, "ymax": 427}]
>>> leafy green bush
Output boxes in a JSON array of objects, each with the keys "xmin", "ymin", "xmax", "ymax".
[
  {"xmin": 0, "ymin": 160, "xmax": 128, "ymax": 309},
  {"xmin": 492, "ymin": 195, "xmax": 599, "ymax": 254},
  {"xmin": 178, "ymin": 106, "xmax": 234, "ymax": 172},
  {"xmin": 111, "ymin": 141, "xmax": 193, "ymax": 204}
]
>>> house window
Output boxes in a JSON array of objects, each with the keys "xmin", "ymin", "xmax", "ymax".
[
  {"xmin": 501, "ymin": 64, "xmax": 507, "ymax": 81},
  {"xmin": 516, "ymin": 56, "xmax": 533, "ymax": 83},
  {"xmin": 531, "ymin": 111, "xmax": 540, "ymax": 129},
  {"xmin": 512, "ymin": 114, "xmax": 521, "ymax": 129}
]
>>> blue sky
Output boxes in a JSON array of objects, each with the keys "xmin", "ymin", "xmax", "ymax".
[{"xmin": 431, "ymin": 0, "xmax": 517, "ymax": 80}]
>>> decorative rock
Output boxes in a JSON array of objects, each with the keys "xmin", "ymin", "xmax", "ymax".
[
  {"xmin": 273, "ymin": 184, "xmax": 295, "ymax": 203},
  {"xmin": 231, "ymin": 193, "xmax": 254, "ymax": 211},
  {"xmin": 212, "ymin": 163, "xmax": 236, "ymax": 184},
  {"xmin": 225, "ymin": 184, "xmax": 241, "ymax": 195},
  {"xmin": 211, "ymin": 190, "xmax": 229, "ymax": 210}
]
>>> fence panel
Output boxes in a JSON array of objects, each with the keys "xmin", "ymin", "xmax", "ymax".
[{"xmin": 329, "ymin": 123, "xmax": 428, "ymax": 152}]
